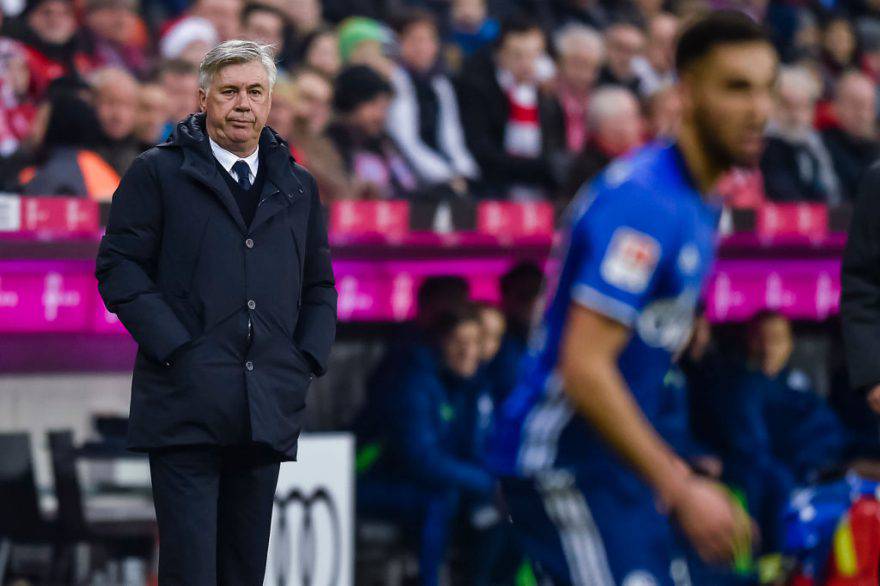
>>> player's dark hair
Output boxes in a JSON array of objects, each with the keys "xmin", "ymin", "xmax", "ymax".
[{"xmin": 675, "ymin": 10, "xmax": 770, "ymax": 74}]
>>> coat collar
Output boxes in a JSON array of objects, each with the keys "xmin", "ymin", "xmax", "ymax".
[{"xmin": 160, "ymin": 113, "xmax": 304, "ymax": 234}]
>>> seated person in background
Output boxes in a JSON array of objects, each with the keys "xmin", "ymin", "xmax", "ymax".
[
  {"xmin": 486, "ymin": 261, "xmax": 543, "ymax": 404},
  {"xmin": 632, "ymin": 13, "xmax": 678, "ymax": 97},
  {"xmin": 822, "ymin": 71, "xmax": 880, "ymax": 201},
  {"xmin": 549, "ymin": 24, "xmax": 604, "ymax": 157},
  {"xmin": 80, "ymin": 0, "xmax": 148, "ymax": 78},
  {"xmin": 19, "ymin": 86, "xmax": 120, "ymax": 200},
  {"xmin": 445, "ymin": 0, "xmax": 499, "ymax": 70},
  {"xmin": 560, "ymin": 85, "xmax": 643, "ymax": 202},
  {"xmin": 596, "ymin": 21, "xmax": 645, "ymax": 95},
  {"xmin": 761, "ymin": 66, "xmax": 841, "ymax": 204},
  {"xmin": 357, "ymin": 305, "xmax": 495, "ymax": 586},
  {"xmin": 134, "ymin": 82, "xmax": 170, "ymax": 149},
  {"xmin": 387, "ymin": 9, "xmax": 479, "ymax": 198},
  {"xmin": 90, "ymin": 66, "xmax": 142, "ymax": 175},
  {"xmin": 337, "ymin": 16, "xmax": 396, "ymax": 79},
  {"xmin": 325, "ymin": 64, "xmax": 420, "ymax": 199},
  {"xmin": 455, "ymin": 15, "xmax": 559, "ymax": 200},
  {"xmin": 157, "ymin": 59, "xmax": 200, "ymax": 133},
  {"xmin": 696, "ymin": 311, "xmax": 852, "ymax": 550}
]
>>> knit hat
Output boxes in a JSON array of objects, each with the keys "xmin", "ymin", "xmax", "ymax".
[
  {"xmin": 337, "ymin": 17, "xmax": 391, "ymax": 62},
  {"xmin": 160, "ymin": 16, "xmax": 219, "ymax": 60},
  {"xmin": 332, "ymin": 65, "xmax": 392, "ymax": 113}
]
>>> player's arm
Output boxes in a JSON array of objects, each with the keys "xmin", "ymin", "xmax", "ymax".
[{"xmin": 558, "ymin": 305, "xmax": 748, "ymax": 563}]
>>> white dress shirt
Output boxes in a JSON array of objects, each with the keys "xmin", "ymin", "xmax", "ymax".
[{"xmin": 209, "ymin": 138, "xmax": 259, "ymax": 185}]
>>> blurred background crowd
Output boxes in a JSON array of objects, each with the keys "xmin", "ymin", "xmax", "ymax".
[{"xmin": 2, "ymin": 0, "xmax": 880, "ymax": 207}]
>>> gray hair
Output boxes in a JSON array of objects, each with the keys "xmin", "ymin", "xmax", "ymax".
[
  {"xmin": 588, "ymin": 85, "xmax": 639, "ymax": 127},
  {"xmin": 198, "ymin": 40, "xmax": 278, "ymax": 91},
  {"xmin": 777, "ymin": 65, "xmax": 820, "ymax": 102},
  {"xmin": 554, "ymin": 24, "xmax": 604, "ymax": 61}
]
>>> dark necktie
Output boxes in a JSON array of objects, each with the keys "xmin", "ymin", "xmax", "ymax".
[{"xmin": 232, "ymin": 160, "xmax": 251, "ymax": 191}]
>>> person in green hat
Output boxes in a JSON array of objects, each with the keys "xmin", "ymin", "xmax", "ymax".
[{"xmin": 337, "ymin": 16, "xmax": 396, "ymax": 78}]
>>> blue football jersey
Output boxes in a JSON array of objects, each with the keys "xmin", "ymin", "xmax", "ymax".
[{"xmin": 486, "ymin": 142, "xmax": 721, "ymax": 479}]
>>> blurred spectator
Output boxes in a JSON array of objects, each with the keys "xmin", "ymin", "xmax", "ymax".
[
  {"xmin": 822, "ymin": 70, "xmax": 880, "ymax": 201},
  {"xmin": 285, "ymin": 0, "xmax": 322, "ymax": 38},
  {"xmin": 240, "ymin": 3, "xmax": 288, "ymax": 57},
  {"xmin": 697, "ymin": 312, "xmax": 852, "ymax": 549},
  {"xmin": 337, "ymin": 16, "xmax": 395, "ymax": 78},
  {"xmin": 8, "ymin": 0, "xmax": 85, "ymax": 97},
  {"xmin": 597, "ymin": 21, "xmax": 645, "ymax": 94},
  {"xmin": 387, "ymin": 9, "xmax": 478, "ymax": 196},
  {"xmin": 358, "ymin": 304, "xmax": 495, "ymax": 586},
  {"xmin": 0, "ymin": 38, "xmax": 37, "ymax": 156},
  {"xmin": 456, "ymin": 15, "xmax": 559, "ymax": 199},
  {"xmin": 644, "ymin": 83, "xmax": 681, "ymax": 140},
  {"xmin": 476, "ymin": 303, "xmax": 505, "ymax": 364},
  {"xmin": 531, "ymin": 0, "xmax": 611, "ymax": 32},
  {"xmin": 632, "ymin": 12, "xmax": 678, "ymax": 97},
  {"xmin": 561, "ymin": 85, "xmax": 643, "ymax": 201},
  {"xmin": 761, "ymin": 65, "xmax": 841, "ymax": 203},
  {"xmin": 81, "ymin": 0, "xmax": 148, "ymax": 77},
  {"xmin": 820, "ymin": 15, "xmax": 859, "ymax": 95},
  {"xmin": 551, "ymin": 24, "xmax": 604, "ymax": 155},
  {"xmin": 271, "ymin": 67, "xmax": 349, "ymax": 201},
  {"xmin": 297, "ymin": 26, "xmax": 340, "ymax": 78},
  {"xmin": 134, "ymin": 81, "xmax": 169, "ymax": 148},
  {"xmin": 486, "ymin": 261, "xmax": 543, "ymax": 404},
  {"xmin": 18, "ymin": 91, "xmax": 119, "ymax": 199},
  {"xmin": 90, "ymin": 66, "xmax": 141, "ymax": 175},
  {"xmin": 326, "ymin": 64, "xmax": 419, "ymax": 199},
  {"xmin": 157, "ymin": 58, "xmax": 199, "ymax": 129},
  {"xmin": 446, "ymin": 0, "xmax": 499, "ymax": 68},
  {"xmin": 159, "ymin": 16, "xmax": 218, "ymax": 65}
]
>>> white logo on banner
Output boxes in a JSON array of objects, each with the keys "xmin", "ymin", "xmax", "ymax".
[{"xmin": 42, "ymin": 272, "xmax": 80, "ymax": 321}]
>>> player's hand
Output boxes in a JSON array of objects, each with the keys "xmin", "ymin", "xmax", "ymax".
[
  {"xmin": 669, "ymin": 476, "xmax": 753, "ymax": 564},
  {"xmin": 867, "ymin": 385, "xmax": 880, "ymax": 414}
]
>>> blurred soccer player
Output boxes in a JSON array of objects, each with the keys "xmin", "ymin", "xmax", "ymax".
[{"xmin": 486, "ymin": 11, "xmax": 778, "ymax": 584}]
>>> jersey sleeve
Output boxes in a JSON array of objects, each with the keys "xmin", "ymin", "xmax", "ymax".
[{"xmin": 568, "ymin": 188, "xmax": 675, "ymax": 326}]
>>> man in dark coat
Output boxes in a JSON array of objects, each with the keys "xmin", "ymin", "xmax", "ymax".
[{"xmin": 94, "ymin": 40, "xmax": 337, "ymax": 585}]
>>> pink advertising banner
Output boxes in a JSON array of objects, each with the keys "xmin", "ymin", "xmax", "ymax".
[{"xmin": 0, "ymin": 256, "xmax": 842, "ymax": 333}]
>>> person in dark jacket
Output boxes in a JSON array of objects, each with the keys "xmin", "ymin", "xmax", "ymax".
[
  {"xmin": 357, "ymin": 304, "xmax": 496, "ymax": 586},
  {"xmin": 699, "ymin": 312, "xmax": 851, "ymax": 551},
  {"xmin": 455, "ymin": 15, "xmax": 563, "ymax": 199},
  {"xmin": 94, "ymin": 40, "xmax": 337, "ymax": 585}
]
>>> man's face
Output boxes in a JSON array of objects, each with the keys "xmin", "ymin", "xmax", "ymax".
[
  {"xmin": 681, "ymin": 41, "xmax": 778, "ymax": 168},
  {"xmin": 836, "ymin": 77, "xmax": 877, "ymax": 139},
  {"xmin": 28, "ymin": 0, "xmax": 77, "ymax": 45},
  {"xmin": 605, "ymin": 25, "xmax": 645, "ymax": 80},
  {"xmin": 305, "ymin": 32, "xmax": 340, "ymax": 77},
  {"xmin": 451, "ymin": 0, "xmax": 486, "ymax": 29},
  {"xmin": 479, "ymin": 308, "xmax": 506, "ymax": 362},
  {"xmin": 596, "ymin": 95, "xmax": 643, "ymax": 156},
  {"xmin": 776, "ymin": 82, "xmax": 815, "ymax": 133},
  {"xmin": 95, "ymin": 77, "xmax": 139, "ymax": 140},
  {"xmin": 136, "ymin": 84, "xmax": 170, "ymax": 143},
  {"xmin": 199, "ymin": 61, "xmax": 271, "ymax": 155},
  {"xmin": 497, "ymin": 30, "xmax": 545, "ymax": 85},
  {"xmin": 243, "ymin": 10, "xmax": 285, "ymax": 51},
  {"xmin": 753, "ymin": 316, "xmax": 793, "ymax": 376},
  {"xmin": 194, "ymin": 0, "xmax": 242, "ymax": 40},
  {"xmin": 162, "ymin": 71, "xmax": 200, "ymax": 122},
  {"xmin": 558, "ymin": 41, "xmax": 601, "ymax": 93},
  {"xmin": 399, "ymin": 22, "xmax": 439, "ymax": 73},
  {"xmin": 442, "ymin": 321, "xmax": 483, "ymax": 379},
  {"xmin": 349, "ymin": 94, "xmax": 390, "ymax": 137},
  {"xmin": 291, "ymin": 72, "xmax": 332, "ymax": 134},
  {"xmin": 647, "ymin": 15, "xmax": 678, "ymax": 73}
]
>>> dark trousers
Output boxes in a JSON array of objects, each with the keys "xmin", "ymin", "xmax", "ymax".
[{"xmin": 148, "ymin": 443, "xmax": 281, "ymax": 586}]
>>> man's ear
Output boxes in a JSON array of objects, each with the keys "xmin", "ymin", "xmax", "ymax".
[{"xmin": 198, "ymin": 88, "xmax": 207, "ymax": 113}]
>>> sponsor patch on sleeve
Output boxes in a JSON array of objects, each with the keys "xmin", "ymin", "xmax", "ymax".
[{"xmin": 599, "ymin": 227, "xmax": 661, "ymax": 294}]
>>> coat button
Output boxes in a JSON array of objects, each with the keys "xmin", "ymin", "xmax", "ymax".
[
  {"xmin": 245, "ymin": 361, "xmax": 254, "ymax": 371},
  {"xmin": 164, "ymin": 361, "xmax": 172, "ymax": 367},
  {"xmin": 245, "ymin": 238, "xmax": 254, "ymax": 248},
  {"xmin": 247, "ymin": 299, "xmax": 256, "ymax": 310}
]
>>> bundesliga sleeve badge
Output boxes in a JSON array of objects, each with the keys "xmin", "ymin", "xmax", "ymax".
[{"xmin": 600, "ymin": 227, "xmax": 661, "ymax": 294}]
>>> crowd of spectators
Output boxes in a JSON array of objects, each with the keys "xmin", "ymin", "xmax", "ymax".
[{"xmin": 3, "ymin": 0, "xmax": 880, "ymax": 207}]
